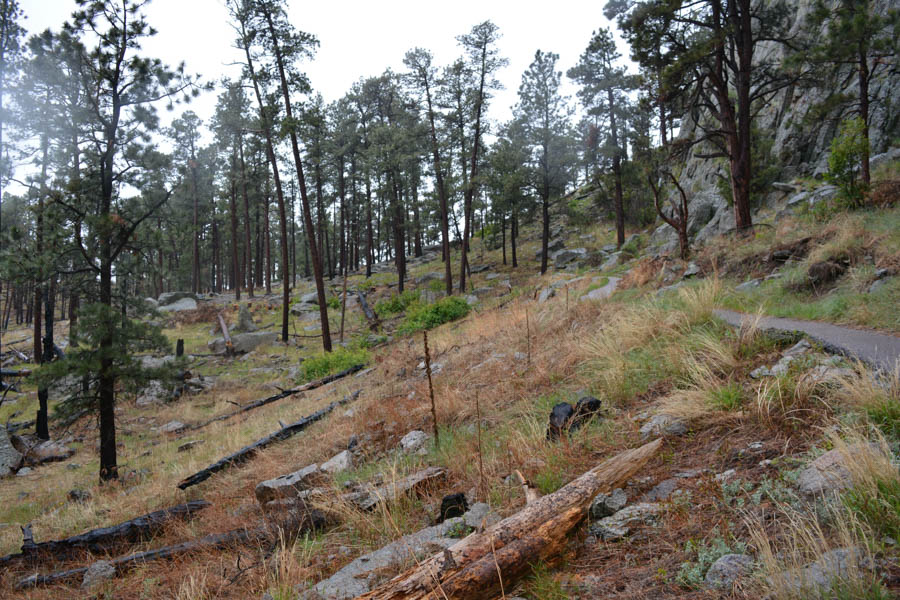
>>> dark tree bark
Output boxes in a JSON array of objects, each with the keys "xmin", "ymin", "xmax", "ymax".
[{"xmin": 239, "ymin": 139, "xmax": 254, "ymax": 298}]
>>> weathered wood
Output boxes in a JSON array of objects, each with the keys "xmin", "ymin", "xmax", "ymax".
[
  {"xmin": 217, "ymin": 312, "xmax": 234, "ymax": 355},
  {"xmin": 0, "ymin": 500, "xmax": 211, "ymax": 567},
  {"xmin": 190, "ymin": 365, "xmax": 364, "ymax": 430},
  {"xmin": 15, "ymin": 508, "xmax": 329, "ymax": 589},
  {"xmin": 356, "ymin": 439, "xmax": 662, "ymax": 600},
  {"xmin": 514, "ymin": 470, "xmax": 542, "ymax": 506},
  {"xmin": 178, "ymin": 392, "xmax": 361, "ymax": 490},
  {"xmin": 357, "ymin": 290, "xmax": 380, "ymax": 331}
]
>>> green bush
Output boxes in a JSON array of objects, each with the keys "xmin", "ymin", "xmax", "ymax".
[
  {"xmin": 826, "ymin": 116, "xmax": 869, "ymax": 207},
  {"xmin": 374, "ymin": 289, "xmax": 418, "ymax": 317},
  {"xmin": 299, "ymin": 346, "xmax": 370, "ymax": 382},
  {"xmin": 843, "ymin": 476, "xmax": 900, "ymax": 541},
  {"xmin": 326, "ymin": 296, "xmax": 340, "ymax": 310},
  {"xmin": 397, "ymin": 296, "xmax": 470, "ymax": 335}
]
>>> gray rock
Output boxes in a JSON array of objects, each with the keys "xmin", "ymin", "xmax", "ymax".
[
  {"xmin": 177, "ymin": 440, "xmax": 204, "ymax": 452},
  {"xmin": 683, "ymin": 262, "xmax": 701, "ymax": 278},
  {"xmin": 144, "ymin": 297, "xmax": 158, "ymax": 309},
  {"xmin": 136, "ymin": 380, "xmax": 168, "ymax": 406},
  {"xmin": 553, "ymin": 248, "xmax": 588, "ymax": 268},
  {"xmin": 640, "ymin": 478, "xmax": 680, "ymax": 502},
  {"xmin": 485, "ymin": 272, "xmax": 503, "ymax": 280},
  {"xmin": 256, "ymin": 464, "xmax": 322, "ymax": 505},
  {"xmin": 16, "ymin": 466, "xmax": 32, "ymax": 476},
  {"xmin": 588, "ymin": 503, "xmax": 661, "ymax": 541},
  {"xmin": 590, "ymin": 488, "xmax": 628, "ymax": 519},
  {"xmin": 0, "ymin": 428, "xmax": 23, "ymax": 477},
  {"xmin": 579, "ymin": 277, "xmax": 620, "ymax": 302},
  {"xmin": 12, "ymin": 436, "xmax": 74, "ymax": 466},
  {"xmin": 705, "ymin": 554, "xmax": 754, "ymax": 588},
  {"xmin": 320, "ymin": 450, "xmax": 352, "ymax": 474},
  {"xmin": 208, "ymin": 331, "xmax": 278, "ymax": 354},
  {"xmin": 772, "ymin": 182, "xmax": 800, "ymax": 193},
  {"xmin": 469, "ymin": 264, "xmax": 491, "ymax": 274},
  {"xmin": 656, "ymin": 282, "xmax": 685, "ymax": 296},
  {"xmin": 399, "ymin": 430, "xmax": 429, "ymax": 454},
  {"xmin": 159, "ymin": 420, "xmax": 185, "ymax": 433},
  {"xmin": 310, "ymin": 503, "xmax": 499, "ymax": 599},
  {"xmin": 236, "ymin": 304, "xmax": 258, "ymax": 332},
  {"xmin": 600, "ymin": 252, "xmax": 622, "ymax": 271},
  {"xmin": 869, "ymin": 147, "xmax": 900, "ymax": 172},
  {"xmin": 471, "ymin": 287, "xmax": 492, "ymax": 298},
  {"xmin": 465, "ymin": 295, "xmax": 478, "ymax": 306},
  {"xmin": 735, "ymin": 279, "xmax": 762, "ymax": 292},
  {"xmin": 750, "ymin": 365, "xmax": 774, "ymax": 379},
  {"xmin": 157, "ymin": 291, "xmax": 198, "ymax": 306},
  {"xmin": 770, "ymin": 547, "xmax": 866, "ymax": 597},
  {"xmin": 81, "ymin": 560, "xmax": 115, "ymax": 588},
  {"xmin": 157, "ymin": 297, "xmax": 198, "ymax": 312},
  {"xmin": 67, "ymin": 488, "xmax": 92, "ymax": 503},
  {"xmin": 783, "ymin": 340, "xmax": 812, "ymax": 357},
  {"xmin": 797, "ymin": 445, "xmax": 874, "ymax": 497},
  {"xmin": 537, "ymin": 287, "xmax": 555, "ymax": 303},
  {"xmin": 639, "ymin": 414, "xmax": 687, "ymax": 439},
  {"xmin": 602, "ymin": 243, "xmax": 617, "ymax": 253},
  {"xmin": 416, "ymin": 272, "xmax": 443, "ymax": 285},
  {"xmin": 868, "ymin": 278, "xmax": 889, "ymax": 294}
]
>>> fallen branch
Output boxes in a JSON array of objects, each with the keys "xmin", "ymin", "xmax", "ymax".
[
  {"xmin": 190, "ymin": 364, "xmax": 364, "ymax": 430},
  {"xmin": 514, "ymin": 470, "xmax": 542, "ymax": 506},
  {"xmin": 357, "ymin": 439, "xmax": 662, "ymax": 600},
  {"xmin": 16, "ymin": 508, "xmax": 329, "ymax": 590},
  {"xmin": 0, "ymin": 500, "xmax": 211, "ymax": 567},
  {"xmin": 357, "ymin": 290, "xmax": 380, "ymax": 331},
  {"xmin": 177, "ymin": 391, "xmax": 362, "ymax": 490}
]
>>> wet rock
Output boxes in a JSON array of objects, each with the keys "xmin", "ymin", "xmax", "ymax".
[
  {"xmin": 399, "ymin": 430, "xmax": 429, "ymax": 454},
  {"xmin": 588, "ymin": 503, "xmax": 661, "ymax": 541},
  {"xmin": 590, "ymin": 488, "xmax": 627, "ymax": 519},
  {"xmin": 320, "ymin": 451, "xmax": 352, "ymax": 475},
  {"xmin": 82, "ymin": 560, "xmax": 115, "ymax": 588},
  {"xmin": 639, "ymin": 414, "xmax": 687, "ymax": 439},
  {"xmin": 438, "ymin": 492, "xmax": 469, "ymax": 522},
  {"xmin": 705, "ymin": 553, "xmax": 754, "ymax": 588}
]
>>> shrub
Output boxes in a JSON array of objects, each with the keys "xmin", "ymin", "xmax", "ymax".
[
  {"xmin": 676, "ymin": 533, "xmax": 748, "ymax": 588},
  {"xmin": 375, "ymin": 289, "xmax": 418, "ymax": 317},
  {"xmin": 326, "ymin": 296, "xmax": 340, "ymax": 310},
  {"xmin": 826, "ymin": 117, "xmax": 869, "ymax": 207},
  {"xmin": 299, "ymin": 346, "xmax": 370, "ymax": 381},
  {"xmin": 709, "ymin": 381, "xmax": 744, "ymax": 411},
  {"xmin": 397, "ymin": 296, "xmax": 470, "ymax": 335}
]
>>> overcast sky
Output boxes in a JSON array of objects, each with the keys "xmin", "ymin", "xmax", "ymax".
[{"xmin": 20, "ymin": 0, "xmax": 629, "ymax": 133}]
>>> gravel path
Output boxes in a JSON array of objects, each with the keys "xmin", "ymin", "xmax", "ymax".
[{"xmin": 713, "ymin": 309, "xmax": 900, "ymax": 372}]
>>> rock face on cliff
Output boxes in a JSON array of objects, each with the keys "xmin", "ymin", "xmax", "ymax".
[{"xmin": 648, "ymin": 0, "xmax": 899, "ymax": 255}]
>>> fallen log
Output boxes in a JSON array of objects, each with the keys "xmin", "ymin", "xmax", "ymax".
[
  {"xmin": 357, "ymin": 290, "xmax": 380, "ymax": 331},
  {"xmin": 217, "ymin": 312, "xmax": 234, "ymax": 356},
  {"xmin": 190, "ymin": 364, "xmax": 365, "ymax": 431},
  {"xmin": 0, "ymin": 500, "xmax": 210, "ymax": 567},
  {"xmin": 356, "ymin": 438, "xmax": 662, "ymax": 600},
  {"xmin": 16, "ymin": 507, "xmax": 329, "ymax": 589},
  {"xmin": 178, "ymin": 391, "xmax": 361, "ymax": 490}
]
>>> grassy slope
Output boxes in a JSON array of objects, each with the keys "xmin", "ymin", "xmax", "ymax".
[{"xmin": 0, "ymin": 186, "xmax": 898, "ymax": 599}]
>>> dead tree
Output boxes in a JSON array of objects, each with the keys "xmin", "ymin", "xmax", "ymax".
[{"xmin": 649, "ymin": 170, "xmax": 691, "ymax": 260}]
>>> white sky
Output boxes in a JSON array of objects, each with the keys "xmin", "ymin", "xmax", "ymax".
[{"xmin": 19, "ymin": 0, "xmax": 629, "ymax": 134}]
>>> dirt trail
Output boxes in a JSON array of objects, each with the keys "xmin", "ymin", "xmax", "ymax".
[{"xmin": 714, "ymin": 309, "xmax": 900, "ymax": 372}]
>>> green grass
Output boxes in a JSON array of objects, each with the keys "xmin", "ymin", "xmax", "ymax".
[
  {"xmin": 676, "ymin": 532, "xmax": 748, "ymax": 588},
  {"xmin": 708, "ymin": 381, "xmax": 744, "ymax": 411},
  {"xmin": 299, "ymin": 346, "xmax": 370, "ymax": 382},
  {"xmin": 843, "ymin": 476, "xmax": 900, "ymax": 542},
  {"xmin": 523, "ymin": 562, "xmax": 568, "ymax": 600},
  {"xmin": 864, "ymin": 396, "xmax": 900, "ymax": 444},
  {"xmin": 397, "ymin": 296, "xmax": 470, "ymax": 335},
  {"xmin": 374, "ymin": 289, "xmax": 418, "ymax": 317}
]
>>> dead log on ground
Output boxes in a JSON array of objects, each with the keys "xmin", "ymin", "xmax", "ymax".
[
  {"xmin": 16, "ymin": 508, "xmax": 329, "ymax": 589},
  {"xmin": 356, "ymin": 439, "xmax": 661, "ymax": 600},
  {"xmin": 190, "ymin": 364, "xmax": 364, "ymax": 431},
  {"xmin": 217, "ymin": 312, "xmax": 234, "ymax": 356},
  {"xmin": 177, "ymin": 391, "xmax": 361, "ymax": 490},
  {"xmin": 0, "ymin": 500, "xmax": 210, "ymax": 567},
  {"xmin": 357, "ymin": 290, "xmax": 380, "ymax": 331}
]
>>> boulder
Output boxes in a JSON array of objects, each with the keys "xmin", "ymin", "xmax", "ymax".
[
  {"xmin": 207, "ymin": 331, "xmax": 278, "ymax": 354},
  {"xmin": 705, "ymin": 554, "xmax": 754, "ymax": 588},
  {"xmin": 157, "ymin": 291, "xmax": 198, "ymax": 306},
  {"xmin": 144, "ymin": 297, "xmax": 159, "ymax": 309},
  {"xmin": 640, "ymin": 478, "xmax": 680, "ymax": 502},
  {"xmin": 399, "ymin": 430, "xmax": 429, "ymax": 454},
  {"xmin": 769, "ymin": 546, "xmax": 867, "ymax": 597},
  {"xmin": 589, "ymin": 487, "xmax": 628, "ymax": 519},
  {"xmin": 416, "ymin": 272, "xmax": 443, "ymax": 285},
  {"xmin": 735, "ymin": 278, "xmax": 762, "ymax": 292},
  {"xmin": 640, "ymin": 414, "xmax": 687, "ymax": 439},
  {"xmin": 11, "ymin": 436, "xmax": 74, "ymax": 467},
  {"xmin": 0, "ymin": 428, "xmax": 22, "ymax": 476},
  {"xmin": 600, "ymin": 252, "xmax": 622, "ymax": 271},
  {"xmin": 136, "ymin": 380, "xmax": 169, "ymax": 406},
  {"xmin": 255, "ymin": 464, "xmax": 323, "ymax": 505},
  {"xmin": 553, "ymin": 248, "xmax": 588, "ymax": 268},
  {"xmin": 484, "ymin": 272, "xmax": 503, "ymax": 280},
  {"xmin": 158, "ymin": 420, "xmax": 185, "ymax": 433},
  {"xmin": 537, "ymin": 287, "xmax": 555, "ymax": 303},
  {"xmin": 157, "ymin": 297, "xmax": 197, "ymax": 312},
  {"xmin": 320, "ymin": 450, "xmax": 352, "ymax": 474},
  {"xmin": 82, "ymin": 560, "xmax": 115, "ymax": 589},
  {"xmin": 465, "ymin": 295, "xmax": 478, "ymax": 306},
  {"xmin": 588, "ymin": 503, "xmax": 661, "ymax": 541},
  {"xmin": 236, "ymin": 304, "xmax": 258, "ymax": 332},
  {"xmin": 797, "ymin": 445, "xmax": 876, "ymax": 497},
  {"xmin": 682, "ymin": 262, "xmax": 701, "ymax": 278}
]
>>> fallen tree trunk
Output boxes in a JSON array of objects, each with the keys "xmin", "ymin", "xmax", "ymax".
[
  {"xmin": 356, "ymin": 439, "xmax": 662, "ymax": 600},
  {"xmin": 190, "ymin": 364, "xmax": 364, "ymax": 431},
  {"xmin": 357, "ymin": 291, "xmax": 380, "ymax": 331},
  {"xmin": 0, "ymin": 500, "xmax": 210, "ymax": 568},
  {"xmin": 178, "ymin": 392, "xmax": 361, "ymax": 490},
  {"xmin": 16, "ymin": 507, "xmax": 329, "ymax": 590},
  {"xmin": 217, "ymin": 312, "xmax": 234, "ymax": 356}
]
